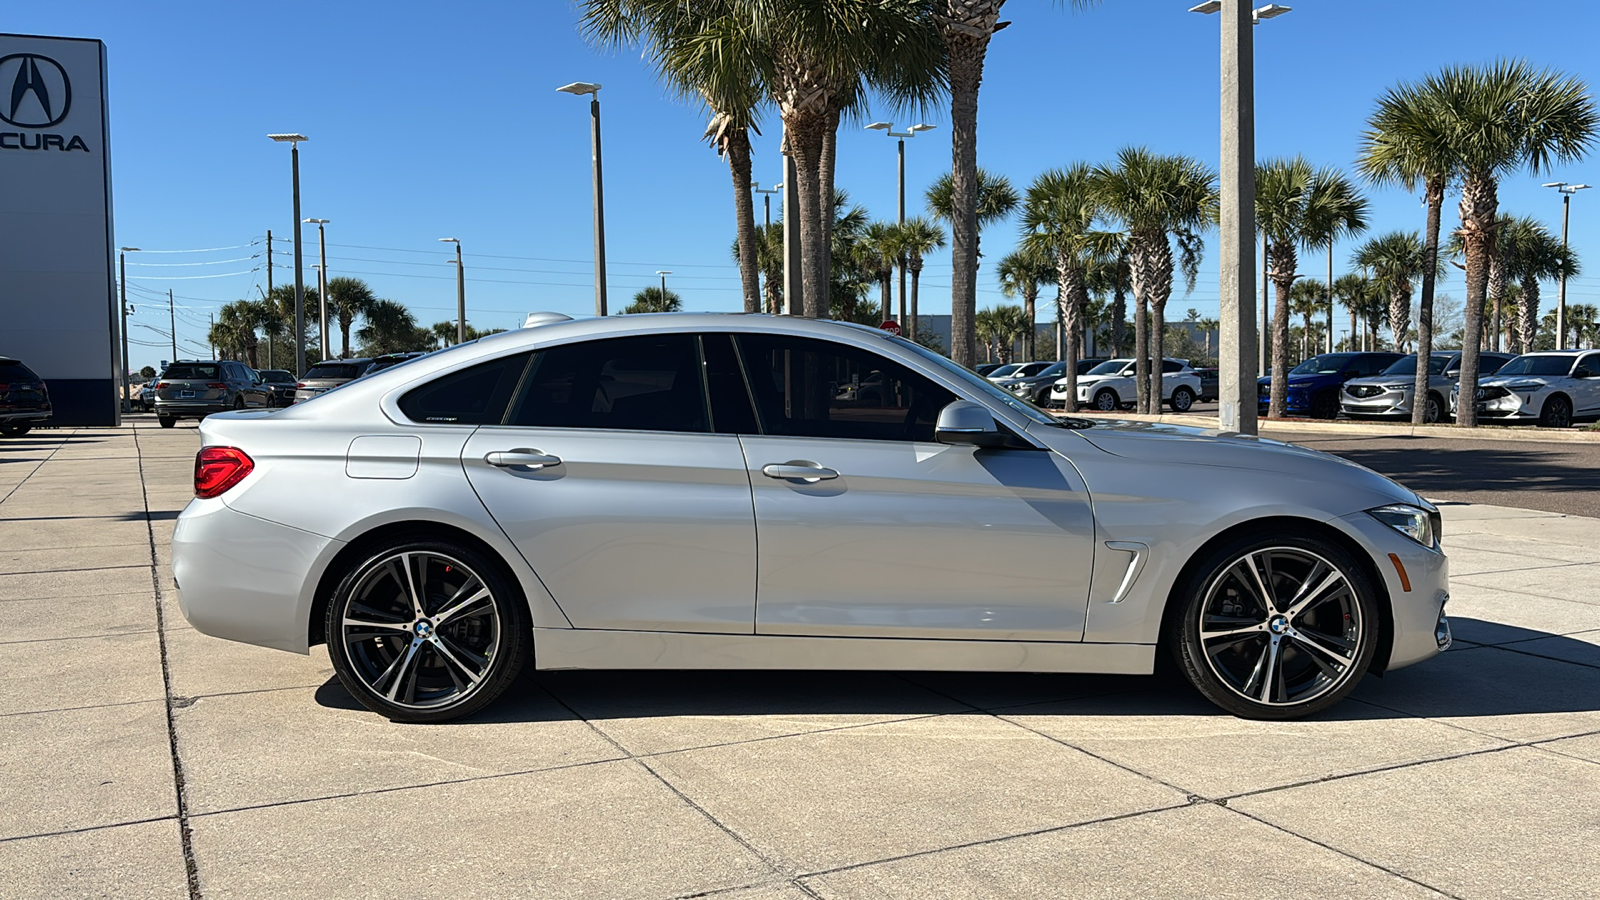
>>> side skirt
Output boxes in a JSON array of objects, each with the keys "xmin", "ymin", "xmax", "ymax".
[{"xmin": 534, "ymin": 628, "xmax": 1155, "ymax": 675}]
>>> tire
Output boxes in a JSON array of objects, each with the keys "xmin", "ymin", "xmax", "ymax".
[
  {"xmin": 326, "ymin": 537, "xmax": 531, "ymax": 723},
  {"xmin": 233, "ymin": 396, "xmax": 246, "ymax": 411},
  {"xmin": 1170, "ymin": 386, "xmax": 1195, "ymax": 413},
  {"xmin": 1169, "ymin": 531, "xmax": 1380, "ymax": 719},
  {"xmin": 1094, "ymin": 388, "xmax": 1119, "ymax": 412},
  {"xmin": 1539, "ymin": 395, "xmax": 1573, "ymax": 429},
  {"xmin": 0, "ymin": 424, "xmax": 31, "ymax": 437},
  {"xmin": 1311, "ymin": 391, "xmax": 1340, "ymax": 420},
  {"xmin": 158, "ymin": 416, "xmax": 176, "ymax": 429},
  {"xmin": 1423, "ymin": 393, "xmax": 1443, "ymax": 425}
]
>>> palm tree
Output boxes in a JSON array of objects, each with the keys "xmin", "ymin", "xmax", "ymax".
[
  {"xmin": 263, "ymin": 284, "xmax": 319, "ymax": 369},
  {"xmin": 1255, "ymin": 159, "xmax": 1366, "ymax": 418},
  {"xmin": 859, "ymin": 221, "xmax": 899, "ymax": 322},
  {"xmin": 324, "ymin": 277, "xmax": 378, "ymax": 359},
  {"xmin": 1354, "ymin": 231, "xmax": 1432, "ymax": 355},
  {"xmin": 1288, "ymin": 279, "xmax": 1327, "ymax": 363},
  {"xmin": 1196, "ymin": 316, "xmax": 1219, "ymax": 363},
  {"xmin": 1419, "ymin": 61, "xmax": 1597, "ymax": 425},
  {"xmin": 897, "ymin": 216, "xmax": 946, "ymax": 346},
  {"xmin": 1092, "ymin": 148, "xmax": 1217, "ymax": 413},
  {"xmin": 1085, "ymin": 239, "xmax": 1131, "ymax": 357},
  {"xmin": 1300, "ymin": 173, "xmax": 1369, "ymax": 357},
  {"xmin": 935, "ymin": 0, "xmax": 1100, "ymax": 368},
  {"xmin": 1020, "ymin": 164, "xmax": 1100, "ymax": 404},
  {"xmin": 997, "ymin": 244, "xmax": 1055, "ymax": 364},
  {"xmin": 623, "ymin": 286, "xmax": 683, "ymax": 314},
  {"xmin": 1498, "ymin": 217, "xmax": 1580, "ymax": 351},
  {"xmin": 357, "ymin": 299, "xmax": 423, "ymax": 356},
  {"xmin": 975, "ymin": 304, "xmax": 1030, "ymax": 363}
]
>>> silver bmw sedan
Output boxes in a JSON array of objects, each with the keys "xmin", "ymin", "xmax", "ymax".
[{"xmin": 173, "ymin": 313, "xmax": 1450, "ymax": 723}]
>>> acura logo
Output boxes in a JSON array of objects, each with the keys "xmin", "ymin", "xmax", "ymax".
[{"xmin": 0, "ymin": 53, "xmax": 72, "ymax": 129}]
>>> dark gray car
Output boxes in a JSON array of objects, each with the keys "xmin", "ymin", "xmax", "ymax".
[
  {"xmin": 154, "ymin": 361, "xmax": 269, "ymax": 428},
  {"xmin": 294, "ymin": 359, "xmax": 373, "ymax": 404}
]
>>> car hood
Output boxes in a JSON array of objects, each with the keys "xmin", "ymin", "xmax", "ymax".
[
  {"xmin": 1259, "ymin": 374, "xmax": 1336, "ymax": 388},
  {"xmin": 1477, "ymin": 374, "xmax": 1553, "ymax": 389},
  {"xmin": 1043, "ymin": 419, "xmax": 1419, "ymax": 505},
  {"xmin": 1343, "ymin": 375, "xmax": 1414, "ymax": 389}
]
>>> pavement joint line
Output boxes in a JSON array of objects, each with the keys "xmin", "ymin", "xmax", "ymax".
[
  {"xmin": 1221, "ymin": 804, "xmax": 1469, "ymax": 899},
  {"xmin": 0, "ymin": 432, "xmax": 60, "ymax": 505},
  {"xmin": 1449, "ymin": 559, "xmax": 1600, "ymax": 579},
  {"xmin": 533, "ymin": 680, "xmax": 802, "ymax": 888},
  {"xmin": 1475, "ymin": 642, "xmax": 1600, "ymax": 672},
  {"xmin": 1449, "ymin": 578, "xmax": 1600, "ymax": 607},
  {"xmin": 0, "ymin": 814, "xmax": 180, "ymax": 846},
  {"xmin": 0, "ymin": 696, "xmax": 164, "ymax": 720},
  {"xmin": 0, "ymin": 628, "xmax": 159, "ymax": 646},
  {"xmin": 134, "ymin": 427, "xmax": 203, "ymax": 900},
  {"xmin": 0, "ymin": 563, "xmax": 160, "ymax": 578}
]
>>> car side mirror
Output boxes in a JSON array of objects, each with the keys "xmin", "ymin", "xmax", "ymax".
[
  {"xmin": 1575, "ymin": 368, "xmax": 1593, "ymax": 379},
  {"xmin": 935, "ymin": 400, "xmax": 1006, "ymax": 448}
]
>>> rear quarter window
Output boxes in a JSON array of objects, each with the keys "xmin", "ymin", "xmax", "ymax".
[{"xmin": 398, "ymin": 353, "xmax": 531, "ymax": 424}]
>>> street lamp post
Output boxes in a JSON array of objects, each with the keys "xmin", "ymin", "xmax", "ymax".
[
  {"xmin": 558, "ymin": 82, "xmax": 608, "ymax": 316},
  {"xmin": 117, "ymin": 247, "xmax": 140, "ymax": 414},
  {"xmin": 656, "ymin": 270, "xmax": 672, "ymax": 306},
  {"xmin": 269, "ymin": 134, "xmax": 309, "ymax": 375},
  {"xmin": 439, "ymin": 238, "xmax": 465, "ymax": 342},
  {"xmin": 1191, "ymin": 1, "xmax": 1291, "ymax": 435},
  {"xmin": 866, "ymin": 122, "xmax": 935, "ymax": 329},
  {"xmin": 752, "ymin": 182, "xmax": 781, "ymax": 231},
  {"xmin": 304, "ymin": 218, "xmax": 330, "ymax": 358},
  {"xmin": 1544, "ymin": 182, "xmax": 1590, "ymax": 348}
]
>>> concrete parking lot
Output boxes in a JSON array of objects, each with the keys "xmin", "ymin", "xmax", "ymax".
[{"xmin": 3, "ymin": 421, "xmax": 1599, "ymax": 899}]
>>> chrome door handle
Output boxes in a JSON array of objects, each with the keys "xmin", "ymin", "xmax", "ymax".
[
  {"xmin": 761, "ymin": 461, "xmax": 839, "ymax": 482},
  {"xmin": 485, "ymin": 449, "xmax": 562, "ymax": 470}
]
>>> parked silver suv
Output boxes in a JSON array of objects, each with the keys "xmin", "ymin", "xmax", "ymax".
[
  {"xmin": 154, "ymin": 361, "xmax": 269, "ymax": 429},
  {"xmin": 293, "ymin": 359, "xmax": 372, "ymax": 404},
  {"xmin": 1341, "ymin": 351, "xmax": 1516, "ymax": 423}
]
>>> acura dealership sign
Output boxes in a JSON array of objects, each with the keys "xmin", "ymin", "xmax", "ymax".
[{"xmin": 0, "ymin": 34, "xmax": 117, "ymax": 425}]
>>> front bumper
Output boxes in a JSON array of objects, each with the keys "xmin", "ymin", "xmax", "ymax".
[
  {"xmin": 1341, "ymin": 386, "xmax": 1413, "ymax": 417},
  {"xmin": 172, "ymin": 497, "xmax": 341, "ymax": 653},
  {"xmin": 1335, "ymin": 510, "xmax": 1450, "ymax": 672}
]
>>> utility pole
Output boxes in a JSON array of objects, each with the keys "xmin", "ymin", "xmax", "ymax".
[
  {"xmin": 557, "ymin": 83, "xmax": 609, "ymax": 316},
  {"xmin": 265, "ymin": 230, "xmax": 273, "ymax": 368},
  {"xmin": 1210, "ymin": 0, "xmax": 1259, "ymax": 435},
  {"xmin": 209, "ymin": 313, "xmax": 215, "ymax": 359},
  {"xmin": 1545, "ymin": 182, "xmax": 1590, "ymax": 348},
  {"xmin": 168, "ymin": 290, "xmax": 177, "ymax": 362},
  {"xmin": 440, "ymin": 238, "xmax": 465, "ymax": 342},
  {"xmin": 118, "ymin": 247, "xmax": 140, "ymax": 414}
]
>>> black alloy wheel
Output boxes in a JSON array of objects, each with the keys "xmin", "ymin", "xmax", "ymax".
[
  {"xmin": 1539, "ymin": 395, "xmax": 1573, "ymax": 429},
  {"xmin": 327, "ymin": 538, "xmax": 531, "ymax": 722},
  {"xmin": 1171, "ymin": 532, "xmax": 1379, "ymax": 719},
  {"xmin": 1312, "ymin": 391, "xmax": 1340, "ymax": 420}
]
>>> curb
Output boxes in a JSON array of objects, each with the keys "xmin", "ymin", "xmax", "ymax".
[{"xmin": 1062, "ymin": 411, "xmax": 1600, "ymax": 445}]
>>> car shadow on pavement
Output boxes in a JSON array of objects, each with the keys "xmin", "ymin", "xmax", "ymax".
[
  {"xmin": 309, "ymin": 619, "xmax": 1599, "ymax": 724},
  {"xmin": 1299, "ymin": 440, "xmax": 1600, "ymax": 495}
]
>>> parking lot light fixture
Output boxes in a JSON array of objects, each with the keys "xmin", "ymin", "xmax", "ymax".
[
  {"xmin": 118, "ymin": 247, "xmax": 141, "ymax": 414},
  {"xmin": 866, "ymin": 121, "xmax": 937, "ymax": 330},
  {"xmin": 303, "ymin": 218, "xmax": 331, "ymax": 358},
  {"xmin": 559, "ymin": 82, "xmax": 608, "ymax": 316},
  {"xmin": 1546, "ymin": 182, "xmax": 1590, "ymax": 348},
  {"xmin": 269, "ymin": 133, "xmax": 309, "ymax": 376},
  {"xmin": 439, "ymin": 238, "xmax": 465, "ymax": 343}
]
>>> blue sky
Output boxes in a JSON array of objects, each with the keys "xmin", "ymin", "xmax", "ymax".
[{"xmin": 12, "ymin": 1, "xmax": 1600, "ymax": 371}]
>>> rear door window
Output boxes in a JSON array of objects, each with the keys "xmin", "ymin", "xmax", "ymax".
[
  {"xmin": 507, "ymin": 334, "xmax": 709, "ymax": 433},
  {"xmin": 0, "ymin": 360, "xmax": 40, "ymax": 382}
]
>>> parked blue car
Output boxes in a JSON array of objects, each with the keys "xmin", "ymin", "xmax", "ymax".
[{"xmin": 1258, "ymin": 351, "xmax": 1403, "ymax": 418}]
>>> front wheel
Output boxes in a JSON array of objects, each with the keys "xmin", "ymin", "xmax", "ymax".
[
  {"xmin": 1093, "ymin": 388, "xmax": 1119, "ymax": 412},
  {"xmin": 1169, "ymin": 386, "xmax": 1195, "ymax": 413},
  {"xmin": 0, "ymin": 424, "xmax": 31, "ymax": 437},
  {"xmin": 1311, "ymin": 391, "xmax": 1340, "ymax": 420},
  {"xmin": 157, "ymin": 416, "xmax": 176, "ymax": 429},
  {"xmin": 1170, "ymin": 532, "xmax": 1379, "ymax": 719},
  {"xmin": 326, "ymin": 538, "xmax": 531, "ymax": 723},
  {"xmin": 1539, "ymin": 395, "xmax": 1573, "ymax": 428}
]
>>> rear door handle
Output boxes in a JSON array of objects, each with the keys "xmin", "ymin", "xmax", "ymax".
[
  {"xmin": 485, "ymin": 449, "xmax": 562, "ymax": 470},
  {"xmin": 761, "ymin": 461, "xmax": 839, "ymax": 482}
]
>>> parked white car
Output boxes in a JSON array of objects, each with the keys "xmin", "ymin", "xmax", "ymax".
[
  {"xmin": 1055, "ymin": 358, "xmax": 1200, "ymax": 412},
  {"xmin": 1450, "ymin": 349, "xmax": 1600, "ymax": 427}
]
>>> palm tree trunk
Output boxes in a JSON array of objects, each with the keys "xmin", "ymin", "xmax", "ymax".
[
  {"xmin": 1520, "ymin": 276, "xmax": 1541, "ymax": 353},
  {"xmin": 819, "ymin": 108, "xmax": 839, "ymax": 318},
  {"xmin": 786, "ymin": 117, "xmax": 827, "ymax": 319},
  {"xmin": 909, "ymin": 259, "xmax": 922, "ymax": 343},
  {"xmin": 1056, "ymin": 255, "xmax": 1083, "ymax": 407},
  {"xmin": 944, "ymin": 30, "xmax": 988, "ymax": 368},
  {"xmin": 1111, "ymin": 283, "xmax": 1126, "ymax": 357},
  {"xmin": 1411, "ymin": 179, "xmax": 1444, "ymax": 425},
  {"xmin": 1455, "ymin": 174, "xmax": 1498, "ymax": 427},
  {"xmin": 1485, "ymin": 253, "xmax": 1506, "ymax": 353},
  {"xmin": 1269, "ymin": 269, "xmax": 1292, "ymax": 418},
  {"xmin": 879, "ymin": 275, "xmax": 893, "ymax": 323},
  {"xmin": 1023, "ymin": 284, "xmax": 1037, "ymax": 362},
  {"xmin": 1133, "ymin": 293, "xmax": 1149, "ymax": 414},
  {"xmin": 727, "ymin": 131, "xmax": 761, "ymax": 314},
  {"xmin": 1152, "ymin": 299, "xmax": 1167, "ymax": 412}
]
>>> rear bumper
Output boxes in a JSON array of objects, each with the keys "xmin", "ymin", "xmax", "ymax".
[
  {"xmin": 0, "ymin": 408, "xmax": 51, "ymax": 424},
  {"xmin": 172, "ymin": 497, "xmax": 340, "ymax": 653},
  {"xmin": 156, "ymin": 400, "xmax": 228, "ymax": 418}
]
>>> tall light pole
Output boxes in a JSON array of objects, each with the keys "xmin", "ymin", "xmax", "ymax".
[
  {"xmin": 558, "ymin": 82, "xmax": 608, "ymax": 316},
  {"xmin": 866, "ymin": 122, "xmax": 936, "ymax": 328},
  {"xmin": 439, "ymin": 238, "xmax": 465, "ymax": 342},
  {"xmin": 269, "ymin": 133, "xmax": 309, "ymax": 375},
  {"xmin": 304, "ymin": 218, "xmax": 330, "ymax": 358},
  {"xmin": 656, "ymin": 270, "xmax": 672, "ymax": 306},
  {"xmin": 752, "ymin": 182, "xmax": 781, "ymax": 231},
  {"xmin": 117, "ymin": 247, "xmax": 140, "ymax": 413},
  {"xmin": 1191, "ymin": 1, "xmax": 1290, "ymax": 435},
  {"xmin": 1544, "ymin": 182, "xmax": 1589, "ymax": 348}
]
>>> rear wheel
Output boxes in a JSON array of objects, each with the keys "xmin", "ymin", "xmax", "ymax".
[
  {"xmin": 326, "ymin": 538, "xmax": 531, "ymax": 723},
  {"xmin": 158, "ymin": 416, "xmax": 176, "ymax": 429},
  {"xmin": 1539, "ymin": 395, "xmax": 1573, "ymax": 428},
  {"xmin": 1311, "ymin": 391, "xmax": 1340, "ymax": 420},
  {"xmin": 1170, "ymin": 532, "xmax": 1379, "ymax": 719},
  {"xmin": 233, "ymin": 396, "xmax": 246, "ymax": 411},
  {"xmin": 1170, "ymin": 386, "xmax": 1195, "ymax": 412},
  {"xmin": 1094, "ymin": 388, "xmax": 1119, "ymax": 412},
  {"xmin": 0, "ymin": 424, "xmax": 31, "ymax": 437}
]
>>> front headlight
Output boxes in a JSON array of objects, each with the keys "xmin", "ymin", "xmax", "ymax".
[{"xmin": 1368, "ymin": 503, "xmax": 1438, "ymax": 548}]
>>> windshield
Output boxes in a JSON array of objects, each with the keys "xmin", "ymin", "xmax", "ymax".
[
  {"xmin": 988, "ymin": 364, "xmax": 1022, "ymax": 378},
  {"xmin": 1381, "ymin": 355, "xmax": 1453, "ymax": 377},
  {"xmin": 1034, "ymin": 362, "xmax": 1068, "ymax": 378},
  {"xmin": 1495, "ymin": 356, "xmax": 1574, "ymax": 377},
  {"xmin": 892, "ymin": 337, "xmax": 1084, "ymax": 428},
  {"xmin": 304, "ymin": 363, "xmax": 365, "ymax": 380},
  {"xmin": 1086, "ymin": 360, "xmax": 1131, "ymax": 376},
  {"xmin": 1290, "ymin": 354, "xmax": 1353, "ymax": 376}
]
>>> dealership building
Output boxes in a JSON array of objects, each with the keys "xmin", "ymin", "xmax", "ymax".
[{"xmin": 0, "ymin": 32, "xmax": 118, "ymax": 426}]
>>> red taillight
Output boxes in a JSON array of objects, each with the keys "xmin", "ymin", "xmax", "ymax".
[
  {"xmin": 205, "ymin": 382, "xmax": 228, "ymax": 390},
  {"xmin": 158, "ymin": 382, "xmax": 170, "ymax": 389},
  {"xmin": 296, "ymin": 382, "xmax": 307, "ymax": 388},
  {"xmin": 194, "ymin": 446, "xmax": 254, "ymax": 499}
]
